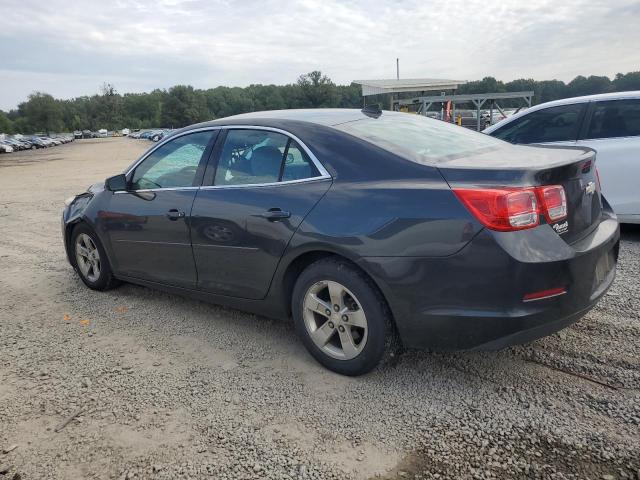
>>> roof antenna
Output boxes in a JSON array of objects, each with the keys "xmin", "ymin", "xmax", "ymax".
[
  {"xmin": 361, "ymin": 104, "xmax": 382, "ymax": 118},
  {"xmin": 396, "ymin": 58, "xmax": 399, "ymax": 80}
]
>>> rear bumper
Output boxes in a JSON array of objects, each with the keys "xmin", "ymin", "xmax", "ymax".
[{"xmin": 359, "ymin": 208, "xmax": 620, "ymax": 351}]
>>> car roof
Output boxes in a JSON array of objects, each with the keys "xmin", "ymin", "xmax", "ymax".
[
  {"xmin": 533, "ymin": 90, "xmax": 640, "ymax": 107},
  {"xmin": 199, "ymin": 108, "xmax": 377, "ymax": 127},
  {"xmin": 484, "ymin": 90, "xmax": 640, "ymax": 133}
]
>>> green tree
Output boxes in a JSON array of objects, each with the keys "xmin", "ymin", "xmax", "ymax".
[
  {"xmin": 94, "ymin": 83, "xmax": 123, "ymax": 129},
  {"xmin": 4, "ymin": 70, "xmax": 640, "ymax": 133},
  {"xmin": 18, "ymin": 92, "xmax": 64, "ymax": 134},
  {"xmin": 337, "ymin": 84, "xmax": 362, "ymax": 108},
  {"xmin": 567, "ymin": 75, "xmax": 611, "ymax": 97},
  {"xmin": 612, "ymin": 71, "xmax": 640, "ymax": 91},
  {"xmin": 458, "ymin": 77, "xmax": 505, "ymax": 95},
  {"xmin": 296, "ymin": 71, "xmax": 338, "ymax": 108},
  {"xmin": 535, "ymin": 80, "xmax": 568, "ymax": 104},
  {"xmin": 161, "ymin": 85, "xmax": 208, "ymax": 128},
  {"xmin": 0, "ymin": 111, "xmax": 13, "ymax": 134}
]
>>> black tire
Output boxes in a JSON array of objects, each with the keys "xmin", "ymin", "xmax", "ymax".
[
  {"xmin": 70, "ymin": 224, "xmax": 120, "ymax": 291},
  {"xmin": 292, "ymin": 257, "xmax": 398, "ymax": 376}
]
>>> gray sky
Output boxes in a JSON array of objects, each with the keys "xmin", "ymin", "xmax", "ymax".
[{"xmin": 1, "ymin": 0, "xmax": 639, "ymax": 111}]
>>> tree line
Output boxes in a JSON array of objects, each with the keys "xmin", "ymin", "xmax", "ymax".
[{"xmin": 1, "ymin": 70, "xmax": 639, "ymax": 134}]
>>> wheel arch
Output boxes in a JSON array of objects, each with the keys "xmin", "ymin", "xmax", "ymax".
[
  {"xmin": 63, "ymin": 219, "xmax": 84, "ymax": 264},
  {"xmin": 275, "ymin": 248, "xmax": 400, "ymax": 337},
  {"xmin": 64, "ymin": 217, "xmax": 113, "ymax": 269}
]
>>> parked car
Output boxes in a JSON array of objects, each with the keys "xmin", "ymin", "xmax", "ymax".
[
  {"xmin": 3, "ymin": 138, "xmax": 27, "ymax": 150},
  {"xmin": 74, "ymin": 131, "xmax": 83, "ymax": 139},
  {"xmin": 97, "ymin": 129, "xmax": 108, "ymax": 138},
  {"xmin": 484, "ymin": 91, "xmax": 640, "ymax": 224},
  {"xmin": 62, "ymin": 108, "xmax": 619, "ymax": 376},
  {"xmin": 35, "ymin": 137, "xmax": 53, "ymax": 147},
  {"xmin": 150, "ymin": 129, "xmax": 172, "ymax": 142},
  {"xmin": 27, "ymin": 137, "xmax": 47, "ymax": 148},
  {"xmin": 139, "ymin": 130, "xmax": 155, "ymax": 140},
  {"xmin": 122, "ymin": 128, "xmax": 131, "ymax": 136},
  {"xmin": 0, "ymin": 141, "xmax": 14, "ymax": 153}
]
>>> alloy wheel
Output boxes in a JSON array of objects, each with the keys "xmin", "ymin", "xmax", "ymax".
[
  {"xmin": 75, "ymin": 233, "xmax": 101, "ymax": 282},
  {"xmin": 303, "ymin": 280, "xmax": 368, "ymax": 360}
]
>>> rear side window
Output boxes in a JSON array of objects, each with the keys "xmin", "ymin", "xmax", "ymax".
[
  {"xmin": 214, "ymin": 129, "xmax": 319, "ymax": 186},
  {"xmin": 585, "ymin": 99, "xmax": 640, "ymax": 139},
  {"xmin": 492, "ymin": 104, "xmax": 585, "ymax": 144},
  {"xmin": 282, "ymin": 141, "xmax": 317, "ymax": 181}
]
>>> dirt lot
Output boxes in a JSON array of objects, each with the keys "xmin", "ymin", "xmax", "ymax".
[{"xmin": 0, "ymin": 138, "xmax": 639, "ymax": 480}]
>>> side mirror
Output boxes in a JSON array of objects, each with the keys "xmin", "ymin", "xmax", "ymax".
[{"xmin": 105, "ymin": 174, "xmax": 127, "ymax": 192}]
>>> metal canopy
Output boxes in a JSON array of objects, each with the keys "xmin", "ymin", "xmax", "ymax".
[
  {"xmin": 395, "ymin": 91, "xmax": 534, "ymax": 131},
  {"xmin": 353, "ymin": 78, "xmax": 467, "ymax": 97}
]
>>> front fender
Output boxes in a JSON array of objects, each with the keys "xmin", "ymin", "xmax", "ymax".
[{"xmin": 62, "ymin": 193, "xmax": 97, "ymax": 265}]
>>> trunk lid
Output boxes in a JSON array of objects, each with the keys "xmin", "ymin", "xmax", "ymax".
[{"xmin": 437, "ymin": 144, "xmax": 603, "ymax": 244}]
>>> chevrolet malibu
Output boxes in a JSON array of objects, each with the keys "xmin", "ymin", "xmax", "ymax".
[{"xmin": 62, "ymin": 108, "xmax": 620, "ymax": 375}]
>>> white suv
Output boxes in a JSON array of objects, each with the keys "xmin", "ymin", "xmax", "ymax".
[{"xmin": 484, "ymin": 91, "xmax": 640, "ymax": 224}]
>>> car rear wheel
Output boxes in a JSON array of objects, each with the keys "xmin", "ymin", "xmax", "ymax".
[
  {"xmin": 292, "ymin": 258, "xmax": 397, "ymax": 376},
  {"xmin": 71, "ymin": 225, "xmax": 120, "ymax": 291}
]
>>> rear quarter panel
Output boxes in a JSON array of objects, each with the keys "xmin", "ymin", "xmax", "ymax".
[{"xmin": 289, "ymin": 178, "xmax": 481, "ymax": 258}]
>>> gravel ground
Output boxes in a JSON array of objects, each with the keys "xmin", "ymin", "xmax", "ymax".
[{"xmin": 0, "ymin": 138, "xmax": 638, "ymax": 480}]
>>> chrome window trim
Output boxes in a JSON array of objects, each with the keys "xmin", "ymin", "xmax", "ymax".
[
  {"xmin": 199, "ymin": 176, "xmax": 331, "ymax": 190},
  {"xmin": 118, "ymin": 124, "xmax": 332, "ymax": 194},
  {"xmin": 114, "ymin": 186, "xmax": 199, "ymax": 194},
  {"xmin": 217, "ymin": 125, "xmax": 332, "ymax": 180},
  {"xmin": 113, "ymin": 176, "xmax": 331, "ymax": 194}
]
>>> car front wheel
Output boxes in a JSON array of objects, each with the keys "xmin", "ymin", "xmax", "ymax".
[
  {"xmin": 71, "ymin": 225, "xmax": 120, "ymax": 291},
  {"xmin": 292, "ymin": 258, "xmax": 397, "ymax": 376}
]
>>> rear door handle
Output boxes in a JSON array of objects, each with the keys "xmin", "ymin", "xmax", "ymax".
[
  {"xmin": 166, "ymin": 209, "xmax": 186, "ymax": 220},
  {"xmin": 258, "ymin": 208, "xmax": 291, "ymax": 221}
]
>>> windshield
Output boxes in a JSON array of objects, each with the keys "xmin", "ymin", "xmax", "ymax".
[{"xmin": 334, "ymin": 112, "xmax": 505, "ymax": 163}]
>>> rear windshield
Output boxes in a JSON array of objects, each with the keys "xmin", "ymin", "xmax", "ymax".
[{"xmin": 334, "ymin": 113, "xmax": 504, "ymax": 163}]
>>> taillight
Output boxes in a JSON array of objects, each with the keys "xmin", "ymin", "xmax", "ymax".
[
  {"xmin": 454, "ymin": 185, "xmax": 568, "ymax": 232},
  {"xmin": 537, "ymin": 185, "xmax": 567, "ymax": 222},
  {"xmin": 453, "ymin": 188, "xmax": 539, "ymax": 231},
  {"xmin": 595, "ymin": 168, "xmax": 602, "ymax": 191}
]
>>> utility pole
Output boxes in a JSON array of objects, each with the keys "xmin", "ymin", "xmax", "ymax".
[{"xmin": 392, "ymin": 58, "xmax": 399, "ymax": 110}]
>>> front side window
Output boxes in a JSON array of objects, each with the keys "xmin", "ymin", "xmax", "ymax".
[
  {"xmin": 131, "ymin": 131, "xmax": 214, "ymax": 190},
  {"xmin": 492, "ymin": 104, "xmax": 585, "ymax": 144},
  {"xmin": 214, "ymin": 129, "xmax": 319, "ymax": 186},
  {"xmin": 585, "ymin": 99, "xmax": 640, "ymax": 139}
]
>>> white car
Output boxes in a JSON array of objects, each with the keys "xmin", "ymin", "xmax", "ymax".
[
  {"xmin": 484, "ymin": 91, "xmax": 640, "ymax": 224},
  {"xmin": 0, "ymin": 143, "xmax": 14, "ymax": 153}
]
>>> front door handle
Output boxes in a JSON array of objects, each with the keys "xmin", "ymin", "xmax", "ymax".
[
  {"xmin": 258, "ymin": 208, "xmax": 291, "ymax": 221},
  {"xmin": 166, "ymin": 209, "xmax": 186, "ymax": 220}
]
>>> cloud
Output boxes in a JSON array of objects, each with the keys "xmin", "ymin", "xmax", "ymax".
[{"xmin": 1, "ymin": 0, "xmax": 639, "ymax": 110}]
